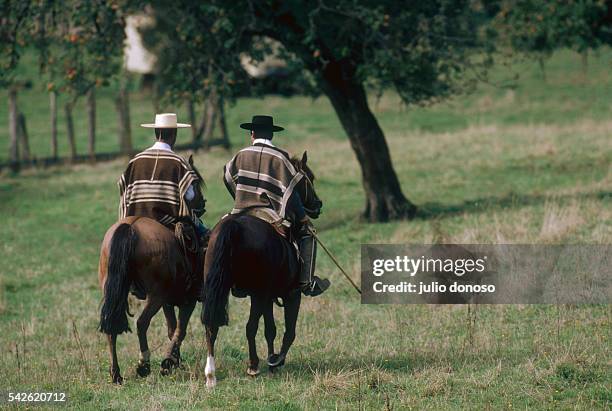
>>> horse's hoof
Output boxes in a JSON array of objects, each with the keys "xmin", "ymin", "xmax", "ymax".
[
  {"xmin": 110, "ymin": 367, "xmax": 123, "ymax": 384},
  {"xmin": 246, "ymin": 366, "xmax": 260, "ymax": 377},
  {"xmin": 267, "ymin": 353, "xmax": 286, "ymax": 368},
  {"xmin": 160, "ymin": 358, "xmax": 175, "ymax": 376},
  {"xmin": 136, "ymin": 361, "xmax": 151, "ymax": 377},
  {"xmin": 206, "ymin": 375, "xmax": 216, "ymax": 388}
]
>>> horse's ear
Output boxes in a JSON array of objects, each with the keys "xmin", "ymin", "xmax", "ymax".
[
  {"xmin": 188, "ymin": 154, "xmax": 194, "ymax": 166},
  {"xmin": 301, "ymin": 151, "xmax": 308, "ymax": 166}
]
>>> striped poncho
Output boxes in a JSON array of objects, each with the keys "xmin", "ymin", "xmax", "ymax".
[
  {"xmin": 118, "ymin": 149, "xmax": 199, "ymax": 226},
  {"xmin": 223, "ymin": 142, "xmax": 303, "ymax": 219}
]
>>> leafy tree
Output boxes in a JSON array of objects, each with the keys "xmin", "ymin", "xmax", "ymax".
[
  {"xmin": 40, "ymin": 1, "xmax": 126, "ymax": 159},
  {"xmin": 495, "ymin": 0, "xmax": 611, "ymax": 78},
  {"xmin": 2, "ymin": 0, "xmax": 126, "ymax": 162},
  {"xmin": 142, "ymin": 0, "xmax": 495, "ymax": 221},
  {"xmin": 1, "ymin": 1, "xmax": 35, "ymax": 170}
]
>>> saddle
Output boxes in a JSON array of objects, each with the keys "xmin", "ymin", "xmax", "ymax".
[{"xmin": 243, "ymin": 207, "xmax": 291, "ymax": 239}]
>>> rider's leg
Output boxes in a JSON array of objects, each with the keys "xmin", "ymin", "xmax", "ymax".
[{"xmin": 298, "ymin": 218, "xmax": 330, "ymax": 297}]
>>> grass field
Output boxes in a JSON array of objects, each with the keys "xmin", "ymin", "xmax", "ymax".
[{"xmin": 0, "ymin": 49, "xmax": 610, "ymax": 409}]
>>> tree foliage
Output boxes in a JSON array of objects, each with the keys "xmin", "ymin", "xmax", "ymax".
[
  {"xmin": 40, "ymin": 1, "xmax": 126, "ymax": 97},
  {"xmin": 0, "ymin": 1, "xmax": 34, "ymax": 88},
  {"xmin": 143, "ymin": 0, "xmax": 497, "ymax": 107},
  {"xmin": 1, "ymin": 1, "xmax": 126, "ymax": 96},
  {"xmin": 495, "ymin": 0, "xmax": 611, "ymax": 57}
]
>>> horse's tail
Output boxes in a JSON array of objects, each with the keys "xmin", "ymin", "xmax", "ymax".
[
  {"xmin": 201, "ymin": 219, "xmax": 239, "ymax": 328},
  {"xmin": 99, "ymin": 223, "xmax": 137, "ymax": 335}
]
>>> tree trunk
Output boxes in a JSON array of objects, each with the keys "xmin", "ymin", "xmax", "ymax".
[
  {"xmin": 8, "ymin": 88, "xmax": 20, "ymax": 172},
  {"xmin": 187, "ymin": 98, "xmax": 197, "ymax": 143},
  {"xmin": 217, "ymin": 94, "xmax": 230, "ymax": 149},
  {"xmin": 64, "ymin": 101, "xmax": 77, "ymax": 161},
  {"xmin": 17, "ymin": 112, "xmax": 31, "ymax": 162},
  {"xmin": 87, "ymin": 88, "xmax": 96, "ymax": 161},
  {"xmin": 194, "ymin": 100, "xmax": 208, "ymax": 147},
  {"xmin": 581, "ymin": 50, "xmax": 588, "ymax": 80},
  {"xmin": 202, "ymin": 91, "xmax": 217, "ymax": 150},
  {"xmin": 115, "ymin": 86, "xmax": 133, "ymax": 154},
  {"xmin": 50, "ymin": 91, "xmax": 58, "ymax": 160},
  {"xmin": 538, "ymin": 57, "xmax": 546, "ymax": 82},
  {"xmin": 318, "ymin": 61, "xmax": 416, "ymax": 222}
]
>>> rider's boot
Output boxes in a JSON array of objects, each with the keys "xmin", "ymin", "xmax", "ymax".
[{"xmin": 298, "ymin": 220, "xmax": 330, "ymax": 297}]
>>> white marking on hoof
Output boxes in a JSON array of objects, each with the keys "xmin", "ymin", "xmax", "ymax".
[
  {"xmin": 139, "ymin": 349, "xmax": 151, "ymax": 363},
  {"xmin": 246, "ymin": 366, "xmax": 260, "ymax": 377},
  {"xmin": 206, "ymin": 376, "xmax": 217, "ymax": 388},
  {"xmin": 205, "ymin": 355, "xmax": 216, "ymax": 388}
]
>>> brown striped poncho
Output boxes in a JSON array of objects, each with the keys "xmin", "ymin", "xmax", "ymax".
[
  {"xmin": 223, "ymin": 142, "xmax": 303, "ymax": 219},
  {"xmin": 118, "ymin": 149, "xmax": 199, "ymax": 226}
]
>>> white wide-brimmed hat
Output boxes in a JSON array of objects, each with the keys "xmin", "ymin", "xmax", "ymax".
[{"xmin": 141, "ymin": 113, "xmax": 191, "ymax": 128}]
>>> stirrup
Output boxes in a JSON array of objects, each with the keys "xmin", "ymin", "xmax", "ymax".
[{"xmin": 302, "ymin": 276, "xmax": 330, "ymax": 297}]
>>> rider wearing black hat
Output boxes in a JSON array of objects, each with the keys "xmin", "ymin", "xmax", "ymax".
[{"xmin": 223, "ymin": 115, "xmax": 330, "ymax": 297}]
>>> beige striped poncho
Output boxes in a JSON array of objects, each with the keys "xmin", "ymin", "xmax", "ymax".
[
  {"xmin": 223, "ymin": 142, "xmax": 303, "ymax": 219},
  {"xmin": 118, "ymin": 149, "xmax": 198, "ymax": 226}
]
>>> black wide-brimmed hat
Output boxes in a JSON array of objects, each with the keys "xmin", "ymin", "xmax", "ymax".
[{"xmin": 240, "ymin": 115, "xmax": 284, "ymax": 133}]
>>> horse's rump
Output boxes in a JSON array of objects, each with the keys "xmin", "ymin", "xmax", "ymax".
[
  {"xmin": 201, "ymin": 214, "xmax": 299, "ymax": 327},
  {"xmin": 228, "ymin": 214, "xmax": 299, "ymax": 296},
  {"xmin": 100, "ymin": 217, "xmax": 201, "ymax": 305}
]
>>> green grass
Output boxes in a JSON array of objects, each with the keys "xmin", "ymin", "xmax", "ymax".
[{"xmin": 0, "ymin": 48, "xmax": 610, "ymax": 409}]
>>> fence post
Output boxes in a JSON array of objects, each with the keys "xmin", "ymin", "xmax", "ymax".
[
  {"xmin": 116, "ymin": 84, "xmax": 132, "ymax": 154},
  {"xmin": 50, "ymin": 91, "xmax": 58, "ymax": 160},
  {"xmin": 17, "ymin": 112, "xmax": 31, "ymax": 162},
  {"xmin": 64, "ymin": 100, "xmax": 77, "ymax": 161}
]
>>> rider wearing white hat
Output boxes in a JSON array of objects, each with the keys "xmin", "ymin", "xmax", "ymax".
[{"xmin": 118, "ymin": 113, "xmax": 208, "ymax": 297}]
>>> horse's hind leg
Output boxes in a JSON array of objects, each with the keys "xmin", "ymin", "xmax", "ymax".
[
  {"xmin": 161, "ymin": 300, "xmax": 196, "ymax": 375},
  {"xmin": 205, "ymin": 325, "xmax": 219, "ymax": 388},
  {"xmin": 246, "ymin": 296, "xmax": 264, "ymax": 376},
  {"xmin": 262, "ymin": 299, "xmax": 276, "ymax": 362},
  {"xmin": 162, "ymin": 304, "xmax": 177, "ymax": 341},
  {"xmin": 107, "ymin": 334, "xmax": 122, "ymax": 384},
  {"xmin": 135, "ymin": 297, "xmax": 163, "ymax": 377},
  {"xmin": 271, "ymin": 291, "xmax": 301, "ymax": 368}
]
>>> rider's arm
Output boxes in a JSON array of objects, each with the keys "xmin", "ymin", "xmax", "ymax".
[
  {"xmin": 287, "ymin": 190, "xmax": 306, "ymax": 222},
  {"xmin": 223, "ymin": 163, "xmax": 236, "ymax": 199}
]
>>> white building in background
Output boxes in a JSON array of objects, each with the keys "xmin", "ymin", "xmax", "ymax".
[
  {"xmin": 240, "ymin": 38, "xmax": 288, "ymax": 79},
  {"xmin": 123, "ymin": 14, "xmax": 286, "ymax": 80},
  {"xmin": 123, "ymin": 14, "xmax": 156, "ymax": 74}
]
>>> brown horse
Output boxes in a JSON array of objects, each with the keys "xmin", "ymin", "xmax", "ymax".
[
  {"xmin": 201, "ymin": 152, "xmax": 322, "ymax": 387},
  {"xmin": 98, "ymin": 158, "xmax": 206, "ymax": 384}
]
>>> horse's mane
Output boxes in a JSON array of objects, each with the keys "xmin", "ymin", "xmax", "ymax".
[
  {"xmin": 290, "ymin": 156, "xmax": 315, "ymax": 182},
  {"xmin": 188, "ymin": 155, "xmax": 206, "ymax": 190}
]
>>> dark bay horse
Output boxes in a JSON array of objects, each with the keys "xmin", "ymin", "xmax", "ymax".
[
  {"xmin": 201, "ymin": 152, "xmax": 322, "ymax": 388},
  {"xmin": 98, "ymin": 157, "xmax": 206, "ymax": 384}
]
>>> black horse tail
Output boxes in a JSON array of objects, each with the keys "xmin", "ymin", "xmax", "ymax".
[
  {"xmin": 201, "ymin": 219, "xmax": 239, "ymax": 328},
  {"xmin": 99, "ymin": 223, "xmax": 137, "ymax": 335}
]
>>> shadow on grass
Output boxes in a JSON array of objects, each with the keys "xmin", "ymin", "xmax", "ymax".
[{"xmin": 416, "ymin": 190, "xmax": 611, "ymax": 220}]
